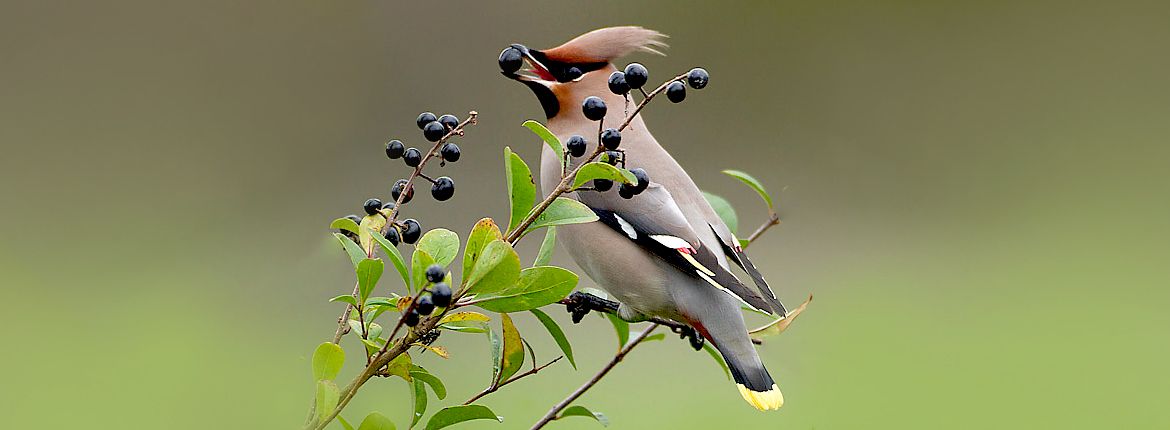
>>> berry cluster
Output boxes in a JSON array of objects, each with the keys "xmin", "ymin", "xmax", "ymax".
[{"xmin": 403, "ymin": 264, "xmax": 454, "ymax": 327}]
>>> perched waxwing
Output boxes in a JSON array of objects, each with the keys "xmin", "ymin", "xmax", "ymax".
[{"xmin": 501, "ymin": 27, "xmax": 788, "ymax": 411}]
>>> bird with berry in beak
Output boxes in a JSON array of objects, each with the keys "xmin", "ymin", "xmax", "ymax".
[{"xmin": 500, "ymin": 26, "xmax": 787, "ymax": 411}]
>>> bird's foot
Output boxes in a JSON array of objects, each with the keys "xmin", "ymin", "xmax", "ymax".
[
  {"xmin": 563, "ymin": 291, "xmax": 620, "ymax": 324},
  {"xmin": 670, "ymin": 325, "xmax": 705, "ymax": 351}
]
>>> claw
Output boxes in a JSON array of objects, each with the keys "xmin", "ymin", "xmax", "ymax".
[{"xmin": 564, "ymin": 291, "xmax": 620, "ymax": 324}]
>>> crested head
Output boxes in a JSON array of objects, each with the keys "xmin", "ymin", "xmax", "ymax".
[{"xmin": 542, "ymin": 26, "xmax": 668, "ymax": 64}]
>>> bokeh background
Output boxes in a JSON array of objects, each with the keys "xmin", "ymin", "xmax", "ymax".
[{"xmin": 2, "ymin": 1, "xmax": 1168, "ymax": 428}]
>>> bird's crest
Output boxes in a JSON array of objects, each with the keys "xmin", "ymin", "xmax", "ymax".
[{"xmin": 543, "ymin": 26, "xmax": 668, "ymax": 64}]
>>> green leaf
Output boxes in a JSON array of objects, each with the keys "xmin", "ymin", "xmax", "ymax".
[
  {"xmin": 356, "ymin": 258, "xmax": 384, "ymax": 302},
  {"xmin": 437, "ymin": 321, "xmax": 488, "ymax": 333},
  {"xmin": 357, "ymin": 412, "xmax": 396, "ymax": 430},
  {"xmin": 558, "ymin": 405, "xmax": 609, "ymax": 427},
  {"xmin": 411, "ymin": 378, "xmax": 428, "ymax": 426},
  {"xmin": 642, "ymin": 333, "xmax": 667, "ymax": 342},
  {"xmin": 337, "ymin": 415, "xmax": 355, "ymax": 430},
  {"xmin": 497, "ymin": 313, "xmax": 525, "ymax": 384},
  {"xmin": 411, "ymin": 249, "xmax": 436, "ymax": 292},
  {"xmin": 722, "ymin": 169, "xmax": 773, "ymax": 209},
  {"xmin": 334, "ymin": 233, "xmax": 367, "ymax": 267},
  {"xmin": 486, "ymin": 327, "xmax": 502, "ymax": 385},
  {"xmin": 474, "ymin": 266, "xmax": 578, "ymax": 313},
  {"xmin": 311, "ymin": 342, "xmax": 345, "ymax": 381},
  {"xmin": 315, "ymin": 380, "xmax": 340, "ymax": 424},
  {"xmin": 439, "ymin": 311, "xmax": 491, "ymax": 324},
  {"xmin": 534, "ymin": 227, "xmax": 557, "ymax": 266},
  {"xmin": 702, "ymin": 342, "xmax": 732, "ymax": 380},
  {"xmin": 523, "ymin": 198, "xmax": 598, "ymax": 233},
  {"xmin": 463, "ymin": 218, "xmax": 503, "ymax": 282},
  {"xmin": 369, "ymin": 227, "xmax": 410, "ymax": 289},
  {"xmin": 385, "ymin": 353, "xmax": 413, "ymax": 381},
  {"xmin": 463, "ymin": 240, "xmax": 520, "ymax": 296},
  {"xmin": 417, "ymin": 228, "xmax": 460, "ymax": 267},
  {"xmin": 504, "ymin": 147, "xmax": 536, "ymax": 234},
  {"xmin": 330, "ymin": 294, "xmax": 357, "ymax": 306},
  {"xmin": 603, "ymin": 313, "xmax": 629, "ymax": 349},
  {"xmin": 331, "ymin": 217, "xmax": 361, "ymax": 234},
  {"xmin": 410, "ymin": 368, "xmax": 448, "ymax": 400},
  {"xmin": 529, "ymin": 308, "xmax": 575, "ymax": 369},
  {"xmin": 348, "ymin": 320, "xmax": 382, "ymax": 340},
  {"xmin": 359, "ymin": 214, "xmax": 388, "ymax": 255},
  {"xmin": 702, "ymin": 191, "xmax": 739, "ymax": 234},
  {"xmin": 738, "ymin": 238, "xmax": 751, "ymax": 249},
  {"xmin": 522, "ymin": 120, "xmax": 565, "ymax": 164},
  {"xmin": 572, "ymin": 162, "xmax": 637, "ymax": 189},
  {"xmin": 424, "ymin": 405, "xmax": 502, "ymax": 430}
]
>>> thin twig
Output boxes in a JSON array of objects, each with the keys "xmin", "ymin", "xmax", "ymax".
[
  {"xmin": 529, "ymin": 324, "xmax": 661, "ymax": 430},
  {"xmin": 744, "ymin": 212, "xmax": 780, "ymax": 248},
  {"xmin": 463, "ymin": 356, "xmax": 564, "ymax": 405}
]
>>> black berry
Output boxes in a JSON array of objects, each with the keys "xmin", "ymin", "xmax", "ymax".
[
  {"xmin": 416, "ymin": 112, "xmax": 437, "ymax": 130},
  {"xmin": 344, "ymin": 214, "xmax": 362, "ymax": 225},
  {"xmin": 600, "ymin": 128, "xmax": 621, "ymax": 150},
  {"xmin": 498, "ymin": 47, "xmax": 523, "ymax": 74},
  {"xmin": 618, "ymin": 184, "xmax": 636, "ymax": 199},
  {"xmin": 425, "ymin": 264, "xmax": 446, "ymax": 283},
  {"xmin": 603, "ymin": 151, "xmax": 621, "ymax": 166},
  {"xmin": 564, "ymin": 66, "xmax": 582, "ymax": 81},
  {"xmin": 401, "ymin": 219, "xmax": 421, "ymax": 244},
  {"xmin": 431, "ymin": 176, "xmax": 455, "ymax": 201},
  {"xmin": 431, "ymin": 283, "xmax": 452, "ymax": 308},
  {"xmin": 440, "ymin": 142, "xmax": 460, "ymax": 162},
  {"xmin": 608, "ymin": 71, "xmax": 630, "ymax": 95},
  {"xmin": 403, "ymin": 309, "xmax": 420, "ymax": 327},
  {"xmin": 630, "ymin": 167, "xmax": 650, "ymax": 194},
  {"xmin": 415, "ymin": 295, "xmax": 435, "ymax": 316},
  {"xmin": 385, "ymin": 140, "xmax": 405, "ymax": 159},
  {"xmin": 363, "ymin": 198, "xmax": 382, "ymax": 215},
  {"xmin": 381, "ymin": 201, "xmax": 396, "ymax": 211},
  {"xmin": 438, "ymin": 114, "xmax": 459, "ymax": 130},
  {"xmin": 403, "ymin": 148, "xmax": 422, "ymax": 167},
  {"xmin": 666, "ymin": 81, "xmax": 686, "ymax": 103},
  {"xmin": 384, "ymin": 226, "xmax": 400, "ymax": 246},
  {"xmin": 593, "ymin": 179, "xmax": 613, "ymax": 191},
  {"xmin": 623, "ymin": 63, "xmax": 648, "ymax": 89},
  {"xmin": 392, "ymin": 179, "xmax": 414, "ymax": 204},
  {"xmin": 566, "ymin": 135, "xmax": 586, "ymax": 157},
  {"xmin": 582, "ymin": 96, "xmax": 607, "ymax": 121},
  {"xmin": 423, "ymin": 121, "xmax": 446, "ymax": 142},
  {"xmin": 687, "ymin": 67, "xmax": 709, "ymax": 89}
]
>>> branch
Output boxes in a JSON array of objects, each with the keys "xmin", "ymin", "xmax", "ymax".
[
  {"xmin": 462, "ymin": 356, "xmax": 564, "ymax": 405},
  {"xmin": 385, "ymin": 111, "xmax": 478, "ymax": 227},
  {"xmin": 743, "ymin": 212, "xmax": 781, "ymax": 249},
  {"xmin": 529, "ymin": 324, "xmax": 661, "ymax": 430}
]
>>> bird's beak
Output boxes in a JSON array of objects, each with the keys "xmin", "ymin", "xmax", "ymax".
[{"xmin": 502, "ymin": 44, "xmax": 556, "ymax": 83}]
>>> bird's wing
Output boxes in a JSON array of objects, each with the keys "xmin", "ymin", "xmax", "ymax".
[
  {"xmin": 708, "ymin": 224, "xmax": 788, "ymax": 316},
  {"xmin": 578, "ymin": 184, "xmax": 772, "ymax": 313}
]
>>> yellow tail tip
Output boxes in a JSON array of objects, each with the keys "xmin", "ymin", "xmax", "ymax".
[{"xmin": 737, "ymin": 383, "xmax": 784, "ymax": 411}]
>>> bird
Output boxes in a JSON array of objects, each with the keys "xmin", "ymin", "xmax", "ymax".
[{"xmin": 500, "ymin": 26, "xmax": 788, "ymax": 411}]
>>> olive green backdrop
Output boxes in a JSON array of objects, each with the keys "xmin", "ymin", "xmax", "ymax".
[{"xmin": 2, "ymin": 0, "xmax": 1167, "ymax": 428}]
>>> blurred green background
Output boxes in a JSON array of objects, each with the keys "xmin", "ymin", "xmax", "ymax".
[{"xmin": 2, "ymin": 0, "xmax": 1168, "ymax": 428}]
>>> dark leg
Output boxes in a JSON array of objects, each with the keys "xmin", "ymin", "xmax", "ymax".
[{"xmin": 561, "ymin": 291, "xmax": 620, "ymax": 323}]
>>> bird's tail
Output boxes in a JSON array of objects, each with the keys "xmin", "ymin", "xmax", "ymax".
[{"xmin": 720, "ymin": 346, "xmax": 784, "ymax": 411}]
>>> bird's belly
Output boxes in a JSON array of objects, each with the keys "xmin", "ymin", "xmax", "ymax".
[{"xmin": 554, "ymin": 219, "xmax": 678, "ymax": 320}]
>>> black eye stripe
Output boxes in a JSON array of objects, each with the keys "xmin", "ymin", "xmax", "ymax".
[{"xmin": 528, "ymin": 50, "xmax": 607, "ymax": 82}]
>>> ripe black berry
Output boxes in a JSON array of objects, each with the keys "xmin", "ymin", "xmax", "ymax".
[
  {"xmin": 425, "ymin": 264, "xmax": 446, "ymax": 283},
  {"xmin": 438, "ymin": 114, "xmax": 459, "ymax": 130},
  {"xmin": 623, "ymin": 63, "xmax": 648, "ymax": 89},
  {"xmin": 416, "ymin": 112, "xmax": 437, "ymax": 130},
  {"xmin": 440, "ymin": 142, "xmax": 460, "ymax": 162},
  {"xmin": 603, "ymin": 151, "xmax": 621, "ymax": 166},
  {"xmin": 381, "ymin": 201, "xmax": 396, "ymax": 211},
  {"xmin": 403, "ymin": 309, "xmax": 420, "ymax": 327},
  {"xmin": 384, "ymin": 226, "xmax": 400, "ymax": 246},
  {"xmin": 593, "ymin": 179, "xmax": 613, "ymax": 191},
  {"xmin": 618, "ymin": 184, "xmax": 636, "ymax": 199},
  {"xmin": 666, "ymin": 81, "xmax": 686, "ymax": 103},
  {"xmin": 431, "ymin": 283, "xmax": 452, "ymax": 308},
  {"xmin": 630, "ymin": 167, "xmax": 650, "ymax": 194},
  {"xmin": 564, "ymin": 66, "xmax": 582, "ymax": 81},
  {"xmin": 385, "ymin": 139, "xmax": 405, "ymax": 159},
  {"xmin": 431, "ymin": 176, "xmax": 455, "ymax": 201},
  {"xmin": 423, "ymin": 121, "xmax": 446, "ymax": 142},
  {"xmin": 582, "ymin": 96, "xmax": 607, "ymax": 121},
  {"xmin": 687, "ymin": 67, "xmax": 709, "ymax": 90},
  {"xmin": 415, "ymin": 295, "xmax": 435, "ymax": 316},
  {"xmin": 608, "ymin": 71, "xmax": 630, "ymax": 95},
  {"xmin": 363, "ymin": 198, "xmax": 382, "ymax": 215},
  {"xmin": 600, "ymin": 128, "xmax": 621, "ymax": 150},
  {"xmin": 498, "ymin": 47, "xmax": 523, "ymax": 74},
  {"xmin": 403, "ymin": 148, "xmax": 422, "ymax": 167},
  {"xmin": 566, "ymin": 135, "xmax": 586, "ymax": 157},
  {"xmin": 392, "ymin": 179, "xmax": 414, "ymax": 204},
  {"xmin": 401, "ymin": 219, "xmax": 421, "ymax": 244},
  {"xmin": 345, "ymin": 214, "xmax": 362, "ymax": 225}
]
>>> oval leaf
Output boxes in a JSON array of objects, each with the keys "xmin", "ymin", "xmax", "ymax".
[
  {"xmin": 359, "ymin": 214, "xmax": 387, "ymax": 255},
  {"xmin": 463, "ymin": 218, "xmax": 503, "ymax": 282},
  {"xmin": 558, "ymin": 405, "xmax": 609, "ymax": 427},
  {"xmin": 475, "ymin": 266, "xmax": 578, "ymax": 313},
  {"xmin": 330, "ymin": 294, "xmax": 357, "ymax": 306},
  {"xmin": 504, "ymin": 147, "xmax": 536, "ymax": 234},
  {"xmin": 315, "ymin": 380, "xmax": 340, "ymax": 424},
  {"xmin": 529, "ymin": 308, "xmax": 575, "ymax": 369},
  {"xmin": 334, "ymin": 233, "xmax": 367, "ymax": 267},
  {"xmin": 701, "ymin": 191, "xmax": 739, "ymax": 233},
  {"xmin": 722, "ymin": 169, "xmax": 773, "ymax": 209},
  {"xmin": 522, "ymin": 120, "xmax": 565, "ymax": 164},
  {"xmin": 524, "ymin": 198, "xmax": 599, "ymax": 233},
  {"xmin": 369, "ymin": 227, "xmax": 410, "ymax": 289},
  {"xmin": 417, "ymin": 228, "xmax": 460, "ymax": 267},
  {"xmin": 330, "ymin": 217, "xmax": 361, "ymax": 234},
  {"xmin": 312, "ymin": 342, "xmax": 345, "ymax": 381},
  {"xmin": 410, "ymin": 368, "xmax": 448, "ymax": 400},
  {"xmin": 497, "ymin": 313, "xmax": 525, "ymax": 384},
  {"xmin": 486, "ymin": 328, "xmax": 502, "ymax": 384},
  {"xmin": 357, "ymin": 258, "xmax": 385, "ymax": 302},
  {"xmin": 412, "ymin": 378, "xmax": 428, "ymax": 426},
  {"xmin": 572, "ymin": 162, "xmax": 636, "ymax": 189},
  {"xmin": 411, "ymin": 249, "xmax": 436, "ymax": 292},
  {"xmin": 439, "ymin": 311, "xmax": 491, "ymax": 324},
  {"xmin": 424, "ymin": 405, "xmax": 502, "ymax": 430},
  {"xmin": 604, "ymin": 313, "xmax": 629, "ymax": 350},
  {"xmin": 463, "ymin": 240, "xmax": 520, "ymax": 296},
  {"xmin": 534, "ymin": 227, "xmax": 557, "ymax": 266},
  {"xmin": 357, "ymin": 412, "xmax": 396, "ymax": 430}
]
